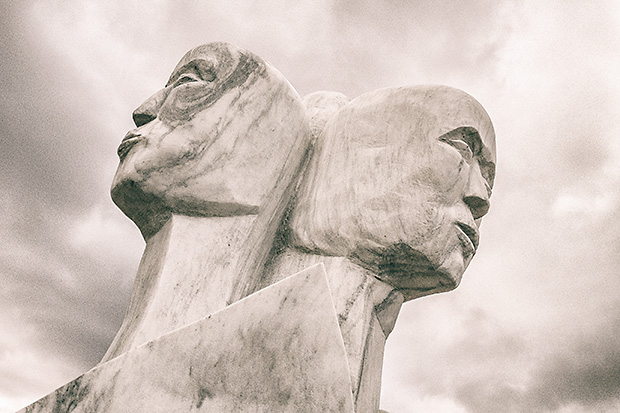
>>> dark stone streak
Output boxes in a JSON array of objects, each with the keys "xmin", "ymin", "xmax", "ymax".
[
  {"xmin": 25, "ymin": 375, "xmax": 91, "ymax": 413},
  {"xmin": 111, "ymin": 179, "xmax": 172, "ymax": 240},
  {"xmin": 250, "ymin": 141, "xmax": 316, "ymax": 296},
  {"xmin": 353, "ymin": 318, "xmax": 375, "ymax": 405},
  {"xmin": 160, "ymin": 52, "xmax": 262, "ymax": 126},
  {"xmin": 195, "ymin": 386, "xmax": 213, "ymax": 408}
]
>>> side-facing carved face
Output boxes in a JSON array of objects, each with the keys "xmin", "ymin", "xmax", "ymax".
[
  {"xmin": 112, "ymin": 43, "xmax": 309, "ymax": 239},
  {"xmin": 290, "ymin": 85, "xmax": 496, "ymax": 300}
]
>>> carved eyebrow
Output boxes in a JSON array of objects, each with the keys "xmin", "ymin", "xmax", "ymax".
[
  {"xmin": 438, "ymin": 126, "xmax": 482, "ymax": 155},
  {"xmin": 166, "ymin": 59, "xmax": 216, "ymax": 87},
  {"xmin": 439, "ymin": 126, "xmax": 495, "ymax": 189}
]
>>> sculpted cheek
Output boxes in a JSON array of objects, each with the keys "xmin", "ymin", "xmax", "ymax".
[
  {"xmin": 435, "ymin": 148, "xmax": 465, "ymax": 179},
  {"xmin": 430, "ymin": 157, "xmax": 470, "ymax": 204}
]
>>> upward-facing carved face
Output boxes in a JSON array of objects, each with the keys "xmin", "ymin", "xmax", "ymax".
[
  {"xmin": 112, "ymin": 43, "xmax": 309, "ymax": 239},
  {"xmin": 291, "ymin": 85, "xmax": 496, "ymax": 300}
]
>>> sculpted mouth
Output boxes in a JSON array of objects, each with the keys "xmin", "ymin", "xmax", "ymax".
[
  {"xmin": 455, "ymin": 222, "xmax": 479, "ymax": 256},
  {"xmin": 117, "ymin": 131, "xmax": 143, "ymax": 160}
]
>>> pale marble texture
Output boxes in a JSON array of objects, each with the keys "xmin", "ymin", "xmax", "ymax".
[
  {"xmin": 28, "ymin": 42, "xmax": 497, "ymax": 412},
  {"xmin": 21, "ymin": 265, "xmax": 354, "ymax": 413},
  {"xmin": 103, "ymin": 43, "xmax": 312, "ymax": 362},
  {"xmin": 291, "ymin": 85, "xmax": 496, "ymax": 300},
  {"xmin": 302, "ymin": 90, "xmax": 349, "ymax": 140},
  {"xmin": 261, "ymin": 85, "xmax": 496, "ymax": 412},
  {"xmin": 112, "ymin": 42, "xmax": 310, "ymax": 238},
  {"xmin": 262, "ymin": 251, "xmax": 403, "ymax": 413}
]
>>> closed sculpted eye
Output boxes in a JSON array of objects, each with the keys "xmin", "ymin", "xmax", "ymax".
[
  {"xmin": 439, "ymin": 127, "xmax": 480, "ymax": 163},
  {"xmin": 439, "ymin": 126, "xmax": 495, "ymax": 198},
  {"xmin": 168, "ymin": 59, "xmax": 217, "ymax": 88},
  {"xmin": 173, "ymin": 72, "xmax": 202, "ymax": 87},
  {"xmin": 445, "ymin": 138, "xmax": 473, "ymax": 162}
]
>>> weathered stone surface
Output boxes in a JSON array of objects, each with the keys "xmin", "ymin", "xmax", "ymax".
[
  {"xmin": 261, "ymin": 85, "xmax": 496, "ymax": 412},
  {"xmin": 111, "ymin": 42, "xmax": 311, "ymax": 238},
  {"xmin": 302, "ymin": 90, "xmax": 349, "ymax": 140},
  {"xmin": 21, "ymin": 265, "xmax": 354, "ymax": 413},
  {"xmin": 28, "ymin": 42, "xmax": 497, "ymax": 412},
  {"xmin": 103, "ymin": 42, "xmax": 312, "ymax": 362},
  {"xmin": 290, "ymin": 85, "xmax": 496, "ymax": 300},
  {"xmin": 262, "ymin": 252, "xmax": 402, "ymax": 413}
]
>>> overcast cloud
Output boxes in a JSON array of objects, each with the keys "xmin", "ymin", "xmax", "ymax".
[{"xmin": 1, "ymin": 1, "xmax": 619, "ymax": 412}]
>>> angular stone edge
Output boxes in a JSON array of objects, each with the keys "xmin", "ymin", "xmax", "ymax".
[{"xmin": 20, "ymin": 264, "xmax": 354, "ymax": 413}]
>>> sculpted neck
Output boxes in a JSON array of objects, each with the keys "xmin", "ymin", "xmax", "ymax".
[
  {"xmin": 102, "ymin": 213, "xmax": 267, "ymax": 362},
  {"xmin": 263, "ymin": 249, "xmax": 404, "ymax": 413}
]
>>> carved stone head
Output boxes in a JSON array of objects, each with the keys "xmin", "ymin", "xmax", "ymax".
[
  {"xmin": 290, "ymin": 85, "xmax": 496, "ymax": 300},
  {"xmin": 111, "ymin": 42, "xmax": 310, "ymax": 239}
]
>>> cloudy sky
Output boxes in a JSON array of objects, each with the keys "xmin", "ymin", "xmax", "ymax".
[{"xmin": 1, "ymin": 1, "xmax": 619, "ymax": 412}]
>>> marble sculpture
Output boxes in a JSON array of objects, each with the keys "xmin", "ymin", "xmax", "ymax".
[
  {"xmin": 103, "ymin": 42, "xmax": 312, "ymax": 362},
  {"xmin": 21, "ymin": 42, "xmax": 496, "ymax": 413}
]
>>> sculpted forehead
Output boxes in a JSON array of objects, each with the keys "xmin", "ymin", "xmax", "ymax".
[
  {"xmin": 329, "ymin": 85, "xmax": 496, "ymax": 185},
  {"xmin": 166, "ymin": 42, "xmax": 259, "ymax": 88},
  {"xmin": 423, "ymin": 85, "xmax": 496, "ymax": 168}
]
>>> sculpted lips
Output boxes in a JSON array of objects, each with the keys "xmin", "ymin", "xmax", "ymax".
[
  {"xmin": 118, "ymin": 131, "xmax": 143, "ymax": 160},
  {"xmin": 455, "ymin": 222, "xmax": 479, "ymax": 257}
]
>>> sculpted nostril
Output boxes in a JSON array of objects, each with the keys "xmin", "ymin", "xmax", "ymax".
[
  {"xmin": 131, "ymin": 87, "xmax": 170, "ymax": 127},
  {"xmin": 464, "ymin": 196, "xmax": 490, "ymax": 220},
  {"xmin": 133, "ymin": 112, "xmax": 156, "ymax": 127},
  {"xmin": 464, "ymin": 162, "xmax": 491, "ymax": 219}
]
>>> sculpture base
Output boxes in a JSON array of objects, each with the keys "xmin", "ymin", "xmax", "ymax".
[{"xmin": 20, "ymin": 264, "xmax": 354, "ymax": 412}]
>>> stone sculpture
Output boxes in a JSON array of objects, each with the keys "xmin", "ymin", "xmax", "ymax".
[
  {"xmin": 302, "ymin": 90, "xmax": 350, "ymax": 140},
  {"xmin": 262, "ymin": 85, "xmax": 496, "ymax": 411},
  {"xmin": 292, "ymin": 85, "xmax": 495, "ymax": 298},
  {"xmin": 22, "ymin": 266, "xmax": 356, "ymax": 412},
  {"xmin": 103, "ymin": 42, "xmax": 313, "ymax": 362},
  {"xmin": 20, "ymin": 43, "xmax": 496, "ymax": 413}
]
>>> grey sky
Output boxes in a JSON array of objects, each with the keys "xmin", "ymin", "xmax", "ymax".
[{"xmin": 1, "ymin": 1, "xmax": 620, "ymax": 412}]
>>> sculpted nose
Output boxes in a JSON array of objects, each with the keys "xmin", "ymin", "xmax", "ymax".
[
  {"xmin": 132, "ymin": 87, "xmax": 169, "ymax": 127},
  {"xmin": 463, "ymin": 162, "xmax": 490, "ymax": 220}
]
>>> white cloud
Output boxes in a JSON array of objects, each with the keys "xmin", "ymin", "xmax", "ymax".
[
  {"xmin": 552, "ymin": 192, "xmax": 616, "ymax": 217},
  {"xmin": 68, "ymin": 203, "xmax": 143, "ymax": 267},
  {"xmin": 0, "ymin": 333, "xmax": 81, "ymax": 412},
  {"xmin": 382, "ymin": 389, "xmax": 468, "ymax": 413},
  {"xmin": 29, "ymin": 0, "xmax": 171, "ymax": 137}
]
